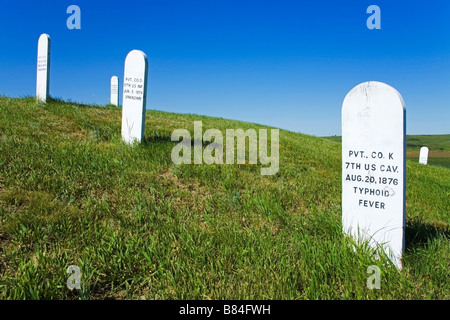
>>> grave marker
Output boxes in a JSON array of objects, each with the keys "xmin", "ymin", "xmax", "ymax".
[
  {"xmin": 342, "ymin": 81, "xmax": 406, "ymax": 270},
  {"xmin": 110, "ymin": 76, "xmax": 119, "ymax": 106},
  {"xmin": 419, "ymin": 146, "xmax": 429, "ymax": 165},
  {"xmin": 121, "ymin": 50, "xmax": 148, "ymax": 144},
  {"xmin": 36, "ymin": 34, "xmax": 51, "ymax": 102}
]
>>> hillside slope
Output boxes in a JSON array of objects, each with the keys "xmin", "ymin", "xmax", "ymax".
[{"xmin": 0, "ymin": 97, "xmax": 449, "ymax": 299}]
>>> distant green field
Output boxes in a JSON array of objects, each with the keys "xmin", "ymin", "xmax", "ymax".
[
  {"xmin": 405, "ymin": 135, "xmax": 450, "ymax": 152},
  {"xmin": 323, "ymin": 135, "xmax": 450, "ymax": 151},
  {"xmin": 323, "ymin": 135, "xmax": 450, "ymax": 168}
]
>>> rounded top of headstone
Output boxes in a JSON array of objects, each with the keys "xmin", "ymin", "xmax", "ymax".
[
  {"xmin": 420, "ymin": 146, "xmax": 429, "ymax": 151},
  {"xmin": 39, "ymin": 33, "xmax": 50, "ymax": 40},
  {"xmin": 38, "ymin": 34, "xmax": 51, "ymax": 48},
  {"xmin": 342, "ymin": 81, "xmax": 405, "ymax": 113},
  {"xmin": 125, "ymin": 50, "xmax": 148, "ymax": 63}
]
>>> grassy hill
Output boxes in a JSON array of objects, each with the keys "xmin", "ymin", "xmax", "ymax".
[{"xmin": 0, "ymin": 97, "xmax": 449, "ymax": 300}]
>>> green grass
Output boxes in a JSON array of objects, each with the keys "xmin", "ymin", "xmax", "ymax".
[
  {"xmin": 0, "ymin": 96, "xmax": 449, "ymax": 300},
  {"xmin": 408, "ymin": 157, "xmax": 450, "ymax": 169},
  {"xmin": 324, "ymin": 135, "xmax": 450, "ymax": 169},
  {"xmin": 323, "ymin": 136, "xmax": 342, "ymax": 144},
  {"xmin": 405, "ymin": 135, "xmax": 450, "ymax": 152},
  {"xmin": 323, "ymin": 135, "xmax": 450, "ymax": 151}
]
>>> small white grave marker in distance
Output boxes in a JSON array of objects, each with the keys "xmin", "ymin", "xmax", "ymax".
[
  {"xmin": 110, "ymin": 76, "xmax": 119, "ymax": 106},
  {"xmin": 419, "ymin": 146, "xmax": 429, "ymax": 165}
]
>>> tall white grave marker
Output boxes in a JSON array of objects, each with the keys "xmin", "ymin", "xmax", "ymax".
[
  {"xmin": 419, "ymin": 146, "xmax": 429, "ymax": 165},
  {"xmin": 36, "ymin": 34, "xmax": 51, "ymax": 102},
  {"xmin": 342, "ymin": 81, "xmax": 406, "ymax": 270},
  {"xmin": 121, "ymin": 50, "xmax": 148, "ymax": 144},
  {"xmin": 110, "ymin": 76, "xmax": 119, "ymax": 106}
]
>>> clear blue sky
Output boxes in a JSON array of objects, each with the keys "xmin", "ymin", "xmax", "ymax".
[{"xmin": 0, "ymin": 0, "xmax": 449, "ymax": 136}]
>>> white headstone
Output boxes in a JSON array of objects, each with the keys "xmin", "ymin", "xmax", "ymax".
[
  {"xmin": 419, "ymin": 146, "xmax": 429, "ymax": 165},
  {"xmin": 342, "ymin": 81, "xmax": 406, "ymax": 270},
  {"xmin": 121, "ymin": 50, "xmax": 148, "ymax": 144},
  {"xmin": 36, "ymin": 34, "xmax": 51, "ymax": 102},
  {"xmin": 110, "ymin": 76, "xmax": 119, "ymax": 106}
]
